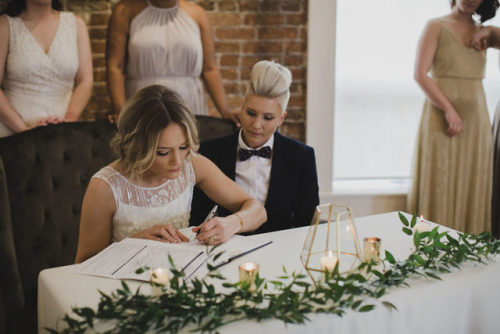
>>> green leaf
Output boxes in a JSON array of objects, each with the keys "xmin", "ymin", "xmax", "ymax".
[
  {"xmin": 121, "ymin": 281, "xmax": 130, "ymax": 293},
  {"xmin": 413, "ymin": 231, "xmax": 421, "ymax": 248},
  {"xmin": 402, "ymin": 227, "xmax": 413, "ymax": 235},
  {"xmin": 385, "ymin": 251, "xmax": 396, "ymax": 264},
  {"xmin": 413, "ymin": 254, "xmax": 426, "ymax": 266},
  {"xmin": 425, "ymin": 272, "xmax": 442, "ymax": 280},
  {"xmin": 410, "ymin": 214, "xmax": 417, "ymax": 228},
  {"xmin": 382, "ymin": 301, "xmax": 398, "ymax": 311},
  {"xmin": 358, "ymin": 304, "xmax": 375, "ymax": 312},
  {"xmin": 399, "ymin": 212, "xmax": 409, "ymax": 226}
]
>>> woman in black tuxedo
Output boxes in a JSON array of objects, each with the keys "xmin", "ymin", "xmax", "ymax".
[{"xmin": 190, "ymin": 60, "xmax": 319, "ymax": 233}]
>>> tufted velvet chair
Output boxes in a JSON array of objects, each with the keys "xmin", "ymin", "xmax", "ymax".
[{"xmin": 0, "ymin": 116, "xmax": 235, "ymax": 334}]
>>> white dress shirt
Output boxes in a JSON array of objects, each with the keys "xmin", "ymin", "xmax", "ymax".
[{"xmin": 235, "ymin": 130, "xmax": 274, "ymax": 205}]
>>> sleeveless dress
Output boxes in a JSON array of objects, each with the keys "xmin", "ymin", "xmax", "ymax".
[
  {"xmin": 408, "ymin": 21, "xmax": 493, "ymax": 234},
  {"xmin": 0, "ymin": 12, "xmax": 78, "ymax": 137},
  {"xmin": 93, "ymin": 159, "xmax": 196, "ymax": 242},
  {"xmin": 126, "ymin": 0, "xmax": 208, "ymax": 115}
]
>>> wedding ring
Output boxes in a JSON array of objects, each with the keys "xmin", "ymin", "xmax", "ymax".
[{"xmin": 211, "ymin": 236, "xmax": 218, "ymax": 243}]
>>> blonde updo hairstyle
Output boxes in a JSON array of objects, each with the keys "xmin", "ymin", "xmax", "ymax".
[
  {"xmin": 111, "ymin": 85, "xmax": 199, "ymax": 178},
  {"xmin": 246, "ymin": 60, "xmax": 292, "ymax": 114}
]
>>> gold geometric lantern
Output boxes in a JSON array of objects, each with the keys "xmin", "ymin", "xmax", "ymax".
[{"xmin": 301, "ymin": 204, "xmax": 362, "ymax": 284}]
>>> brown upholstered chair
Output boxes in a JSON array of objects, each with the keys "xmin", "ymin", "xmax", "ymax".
[{"xmin": 0, "ymin": 116, "xmax": 235, "ymax": 334}]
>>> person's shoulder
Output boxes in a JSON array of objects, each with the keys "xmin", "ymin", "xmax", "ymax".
[
  {"xmin": 112, "ymin": 0, "xmax": 145, "ymax": 19},
  {"xmin": 70, "ymin": 13, "xmax": 87, "ymax": 30},
  {"xmin": 424, "ymin": 17, "xmax": 443, "ymax": 33},
  {"xmin": 277, "ymin": 133, "xmax": 314, "ymax": 153},
  {"xmin": 0, "ymin": 14, "xmax": 9, "ymax": 31},
  {"xmin": 180, "ymin": 0, "xmax": 208, "ymax": 24}
]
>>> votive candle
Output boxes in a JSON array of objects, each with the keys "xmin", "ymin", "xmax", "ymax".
[
  {"xmin": 363, "ymin": 237, "xmax": 382, "ymax": 263},
  {"xmin": 320, "ymin": 250, "xmax": 338, "ymax": 272}
]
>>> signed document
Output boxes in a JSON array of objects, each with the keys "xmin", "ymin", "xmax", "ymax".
[{"xmin": 76, "ymin": 233, "xmax": 271, "ymax": 282}]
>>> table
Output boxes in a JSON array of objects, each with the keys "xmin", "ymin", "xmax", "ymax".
[{"xmin": 38, "ymin": 212, "xmax": 500, "ymax": 333}]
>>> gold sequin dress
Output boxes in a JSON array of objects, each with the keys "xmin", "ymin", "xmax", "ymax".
[{"xmin": 408, "ymin": 21, "xmax": 492, "ymax": 234}]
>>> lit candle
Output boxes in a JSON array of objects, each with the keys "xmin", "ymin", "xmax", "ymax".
[
  {"xmin": 150, "ymin": 268, "xmax": 170, "ymax": 296},
  {"xmin": 414, "ymin": 215, "xmax": 431, "ymax": 233},
  {"xmin": 239, "ymin": 262, "xmax": 259, "ymax": 290},
  {"xmin": 363, "ymin": 237, "xmax": 381, "ymax": 263},
  {"xmin": 320, "ymin": 250, "xmax": 338, "ymax": 272}
]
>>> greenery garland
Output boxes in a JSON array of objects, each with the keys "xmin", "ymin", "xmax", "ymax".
[{"xmin": 48, "ymin": 213, "xmax": 500, "ymax": 333}]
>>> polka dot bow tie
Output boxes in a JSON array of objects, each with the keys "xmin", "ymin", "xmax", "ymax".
[{"xmin": 238, "ymin": 146, "xmax": 272, "ymax": 161}]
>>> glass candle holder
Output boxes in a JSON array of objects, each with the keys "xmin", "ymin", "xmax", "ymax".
[
  {"xmin": 363, "ymin": 237, "xmax": 382, "ymax": 263},
  {"xmin": 239, "ymin": 262, "xmax": 259, "ymax": 290}
]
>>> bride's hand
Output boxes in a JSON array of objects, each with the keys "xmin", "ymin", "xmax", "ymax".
[
  {"xmin": 194, "ymin": 215, "xmax": 241, "ymax": 245},
  {"xmin": 131, "ymin": 224, "xmax": 189, "ymax": 243}
]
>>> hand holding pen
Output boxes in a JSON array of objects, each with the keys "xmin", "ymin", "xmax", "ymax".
[
  {"xmin": 192, "ymin": 205, "xmax": 218, "ymax": 243},
  {"xmin": 193, "ymin": 205, "xmax": 241, "ymax": 245}
]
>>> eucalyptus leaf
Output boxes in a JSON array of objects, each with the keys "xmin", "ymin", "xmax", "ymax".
[{"xmin": 398, "ymin": 212, "xmax": 409, "ymax": 226}]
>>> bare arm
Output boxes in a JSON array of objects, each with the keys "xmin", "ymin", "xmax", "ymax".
[
  {"xmin": 0, "ymin": 16, "xmax": 29, "ymax": 132},
  {"xmin": 75, "ymin": 178, "xmax": 115, "ymax": 263},
  {"xmin": 106, "ymin": 2, "xmax": 130, "ymax": 119},
  {"xmin": 187, "ymin": 4, "xmax": 230, "ymax": 119},
  {"xmin": 414, "ymin": 19, "xmax": 462, "ymax": 136},
  {"xmin": 191, "ymin": 155, "xmax": 267, "ymax": 244},
  {"xmin": 471, "ymin": 25, "xmax": 500, "ymax": 50},
  {"xmin": 64, "ymin": 16, "xmax": 93, "ymax": 122}
]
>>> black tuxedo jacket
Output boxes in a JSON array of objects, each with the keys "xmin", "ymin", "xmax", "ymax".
[{"xmin": 190, "ymin": 131, "xmax": 319, "ymax": 233}]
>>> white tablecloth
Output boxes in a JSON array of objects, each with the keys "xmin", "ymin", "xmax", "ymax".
[{"xmin": 38, "ymin": 212, "xmax": 500, "ymax": 333}]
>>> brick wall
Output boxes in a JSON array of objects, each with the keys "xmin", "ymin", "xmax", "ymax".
[{"xmin": 3, "ymin": 0, "xmax": 308, "ymax": 141}]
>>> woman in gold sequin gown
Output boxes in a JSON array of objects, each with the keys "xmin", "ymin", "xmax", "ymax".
[{"xmin": 408, "ymin": 0, "xmax": 499, "ymax": 234}]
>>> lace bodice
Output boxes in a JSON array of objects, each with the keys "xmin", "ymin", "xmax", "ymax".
[
  {"xmin": 93, "ymin": 159, "xmax": 196, "ymax": 242},
  {"xmin": 125, "ymin": 0, "xmax": 207, "ymax": 115},
  {"xmin": 0, "ymin": 12, "xmax": 78, "ymax": 137}
]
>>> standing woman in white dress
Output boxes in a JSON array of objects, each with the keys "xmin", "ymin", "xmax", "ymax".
[
  {"xmin": 106, "ymin": 0, "xmax": 231, "ymax": 122},
  {"xmin": 75, "ymin": 85, "xmax": 266, "ymax": 263},
  {"xmin": 0, "ymin": 0, "xmax": 93, "ymax": 137}
]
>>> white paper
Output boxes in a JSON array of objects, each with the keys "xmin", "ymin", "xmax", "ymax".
[
  {"xmin": 75, "ymin": 235, "xmax": 272, "ymax": 282},
  {"xmin": 76, "ymin": 238, "xmax": 206, "ymax": 281}
]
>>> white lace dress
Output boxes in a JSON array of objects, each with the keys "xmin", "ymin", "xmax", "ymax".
[
  {"xmin": 0, "ymin": 12, "xmax": 78, "ymax": 137},
  {"xmin": 126, "ymin": 0, "xmax": 207, "ymax": 115},
  {"xmin": 93, "ymin": 159, "xmax": 196, "ymax": 242}
]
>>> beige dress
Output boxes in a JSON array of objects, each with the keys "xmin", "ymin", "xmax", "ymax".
[
  {"xmin": 408, "ymin": 22, "xmax": 493, "ymax": 234},
  {"xmin": 125, "ymin": 0, "xmax": 207, "ymax": 115}
]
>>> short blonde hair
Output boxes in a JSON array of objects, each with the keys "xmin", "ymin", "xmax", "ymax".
[
  {"xmin": 111, "ymin": 85, "xmax": 199, "ymax": 177},
  {"xmin": 246, "ymin": 60, "xmax": 292, "ymax": 113}
]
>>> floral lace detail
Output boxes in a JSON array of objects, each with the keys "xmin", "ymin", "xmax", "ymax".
[{"xmin": 93, "ymin": 159, "xmax": 196, "ymax": 241}]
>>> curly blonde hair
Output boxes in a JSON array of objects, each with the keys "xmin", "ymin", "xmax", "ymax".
[{"xmin": 111, "ymin": 85, "xmax": 199, "ymax": 177}]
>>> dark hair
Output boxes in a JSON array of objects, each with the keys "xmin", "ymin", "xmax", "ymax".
[
  {"xmin": 451, "ymin": 0, "xmax": 499, "ymax": 22},
  {"xmin": 2, "ymin": 0, "xmax": 63, "ymax": 17}
]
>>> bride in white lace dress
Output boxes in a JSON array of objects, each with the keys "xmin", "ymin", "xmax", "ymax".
[
  {"xmin": 0, "ymin": 0, "xmax": 92, "ymax": 137},
  {"xmin": 75, "ymin": 85, "xmax": 266, "ymax": 263}
]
